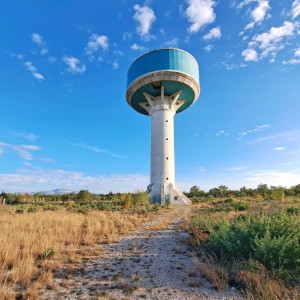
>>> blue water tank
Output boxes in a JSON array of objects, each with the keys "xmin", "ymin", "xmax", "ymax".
[{"xmin": 126, "ymin": 48, "xmax": 200, "ymax": 116}]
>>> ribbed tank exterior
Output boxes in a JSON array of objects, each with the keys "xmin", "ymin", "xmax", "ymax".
[{"xmin": 126, "ymin": 48, "xmax": 200, "ymax": 116}]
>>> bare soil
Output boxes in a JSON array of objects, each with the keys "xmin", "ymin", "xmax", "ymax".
[{"xmin": 40, "ymin": 206, "xmax": 243, "ymax": 299}]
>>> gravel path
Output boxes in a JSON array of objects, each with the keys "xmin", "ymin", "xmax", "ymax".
[{"xmin": 40, "ymin": 207, "xmax": 243, "ymax": 299}]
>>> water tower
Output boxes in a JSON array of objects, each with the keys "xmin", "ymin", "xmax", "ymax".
[{"xmin": 126, "ymin": 48, "xmax": 200, "ymax": 205}]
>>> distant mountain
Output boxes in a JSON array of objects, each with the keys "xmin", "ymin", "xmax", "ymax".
[{"xmin": 34, "ymin": 188, "xmax": 76, "ymax": 195}]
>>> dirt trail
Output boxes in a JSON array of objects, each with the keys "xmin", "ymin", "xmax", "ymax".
[{"xmin": 40, "ymin": 207, "xmax": 242, "ymax": 299}]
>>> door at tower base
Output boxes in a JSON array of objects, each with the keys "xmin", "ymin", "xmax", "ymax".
[{"xmin": 147, "ymin": 182, "xmax": 191, "ymax": 205}]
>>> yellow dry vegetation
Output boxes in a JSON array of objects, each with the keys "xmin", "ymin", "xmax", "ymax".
[{"xmin": 0, "ymin": 208, "xmax": 150, "ymax": 299}]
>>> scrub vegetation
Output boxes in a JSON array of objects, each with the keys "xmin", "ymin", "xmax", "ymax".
[
  {"xmin": 186, "ymin": 184, "xmax": 300, "ymax": 300},
  {"xmin": 0, "ymin": 184, "xmax": 299, "ymax": 299}
]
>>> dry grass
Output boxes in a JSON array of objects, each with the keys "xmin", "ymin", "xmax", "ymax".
[
  {"xmin": 0, "ymin": 209, "xmax": 151, "ymax": 298},
  {"xmin": 193, "ymin": 256, "xmax": 228, "ymax": 291}
]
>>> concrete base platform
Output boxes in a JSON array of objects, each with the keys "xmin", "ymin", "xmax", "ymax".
[{"xmin": 148, "ymin": 183, "xmax": 191, "ymax": 206}]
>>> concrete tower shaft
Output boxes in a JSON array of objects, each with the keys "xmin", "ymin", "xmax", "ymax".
[{"xmin": 126, "ymin": 48, "xmax": 200, "ymax": 205}]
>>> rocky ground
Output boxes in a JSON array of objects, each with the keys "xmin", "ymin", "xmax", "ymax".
[{"xmin": 40, "ymin": 206, "xmax": 243, "ymax": 300}]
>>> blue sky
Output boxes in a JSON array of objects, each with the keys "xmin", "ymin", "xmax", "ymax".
[{"xmin": 0, "ymin": 0, "xmax": 300, "ymax": 193}]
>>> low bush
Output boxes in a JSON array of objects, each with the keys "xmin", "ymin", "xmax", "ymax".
[{"xmin": 189, "ymin": 209, "xmax": 300, "ymax": 285}]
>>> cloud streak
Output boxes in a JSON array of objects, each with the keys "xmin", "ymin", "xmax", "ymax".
[
  {"xmin": 67, "ymin": 142, "xmax": 125, "ymax": 159},
  {"xmin": 24, "ymin": 61, "xmax": 44, "ymax": 81},
  {"xmin": 0, "ymin": 142, "xmax": 40, "ymax": 160}
]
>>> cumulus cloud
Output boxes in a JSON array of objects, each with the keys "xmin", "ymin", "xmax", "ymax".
[
  {"xmin": 289, "ymin": 0, "xmax": 300, "ymax": 19},
  {"xmin": 242, "ymin": 48, "xmax": 258, "ymax": 61},
  {"xmin": 85, "ymin": 34, "xmax": 109, "ymax": 59},
  {"xmin": 185, "ymin": 0, "xmax": 216, "ymax": 33},
  {"xmin": 133, "ymin": 4, "xmax": 156, "ymax": 40},
  {"xmin": 62, "ymin": 56, "xmax": 86, "ymax": 74},
  {"xmin": 24, "ymin": 61, "xmax": 44, "ymax": 81},
  {"xmin": 0, "ymin": 168, "xmax": 149, "ymax": 194},
  {"xmin": 252, "ymin": 21, "xmax": 297, "ymax": 49},
  {"xmin": 31, "ymin": 33, "xmax": 48, "ymax": 55},
  {"xmin": 203, "ymin": 26, "xmax": 221, "ymax": 40},
  {"xmin": 242, "ymin": 21, "xmax": 299, "ymax": 61},
  {"xmin": 130, "ymin": 43, "xmax": 147, "ymax": 51},
  {"xmin": 251, "ymin": 0, "xmax": 270, "ymax": 23}
]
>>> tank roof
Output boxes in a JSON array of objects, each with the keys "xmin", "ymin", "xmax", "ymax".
[{"xmin": 128, "ymin": 48, "xmax": 198, "ymax": 69}]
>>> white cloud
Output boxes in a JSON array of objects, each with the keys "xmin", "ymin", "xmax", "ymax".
[
  {"xmin": 289, "ymin": 0, "xmax": 300, "ymax": 20},
  {"xmin": 31, "ymin": 33, "xmax": 48, "ymax": 55},
  {"xmin": 236, "ymin": 0, "xmax": 256, "ymax": 9},
  {"xmin": 8, "ymin": 130, "xmax": 38, "ymax": 141},
  {"xmin": 130, "ymin": 43, "xmax": 147, "ymax": 51},
  {"xmin": 114, "ymin": 50, "xmax": 124, "ymax": 56},
  {"xmin": 228, "ymin": 166, "xmax": 250, "ymax": 171},
  {"xmin": 216, "ymin": 130, "xmax": 229, "ymax": 136},
  {"xmin": 247, "ymin": 129, "xmax": 300, "ymax": 145},
  {"xmin": 203, "ymin": 26, "xmax": 221, "ymax": 40},
  {"xmin": 0, "ymin": 142, "xmax": 40, "ymax": 161},
  {"xmin": 67, "ymin": 142, "xmax": 125, "ymax": 159},
  {"xmin": 24, "ymin": 61, "xmax": 44, "ymax": 81},
  {"xmin": 282, "ymin": 58, "xmax": 300, "ymax": 65},
  {"xmin": 295, "ymin": 47, "xmax": 300, "ymax": 56},
  {"xmin": 133, "ymin": 4, "xmax": 156, "ymax": 40},
  {"xmin": 244, "ymin": 22, "xmax": 255, "ymax": 30},
  {"xmin": 243, "ymin": 169, "xmax": 300, "ymax": 187},
  {"xmin": 164, "ymin": 38, "xmax": 179, "ymax": 47},
  {"xmin": 0, "ymin": 168, "xmax": 149, "ymax": 194},
  {"xmin": 31, "ymin": 33, "xmax": 44, "ymax": 45},
  {"xmin": 85, "ymin": 34, "xmax": 109, "ymax": 59},
  {"xmin": 112, "ymin": 61, "xmax": 119, "ymax": 69},
  {"xmin": 251, "ymin": 0, "xmax": 270, "ymax": 23},
  {"xmin": 198, "ymin": 166, "xmax": 206, "ymax": 172},
  {"xmin": 123, "ymin": 32, "xmax": 133, "ymax": 41},
  {"xmin": 203, "ymin": 44, "xmax": 213, "ymax": 52},
  {"xmin": 243, "ymin": 21, "xmax": 299, "ymax": 61},
  {"xmin": 185, "ymin": 0, "xmax": 216, "ymax": 33},
  {"xmin": 238, "ymin": 124, "xmax": 271, "ymax": 138},
  {"xmin": 274, "ymin": 147, "xmax": 286, "ymax": 151},
  {"xmin": 62, "ymin": 56, "xmax": 86, "ymax": 74},
  {"xmin": 242, "ymin": 48, "xmax": 258, "ymax": 61},
  {"xmin": 253, "ymin": 21, "xmax": 298, "ymax": 50}
]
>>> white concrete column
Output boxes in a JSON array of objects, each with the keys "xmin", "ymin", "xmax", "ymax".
[
  {"xmin": 139, "ymin": 87, "xmax": 190, "ymax": 205},
  {"xmin": 150, "ymin": 108, "xmax": 175, "ymax": 200}
]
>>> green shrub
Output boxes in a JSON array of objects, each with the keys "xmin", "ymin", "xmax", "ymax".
[
  {"xmin": 190, "ymin": 210, "xmax": 300, "ymax": 284},
  {"xmin": 43, "ymin": 204, "xmax": 59, "ymax": 211},
  {"xmin": 97, "ymin": 201, "xmax": 113, "ymax": 211},
  {"xmin": 27, "ymin": 205, "xmax": 38, "ymax": 213}
]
